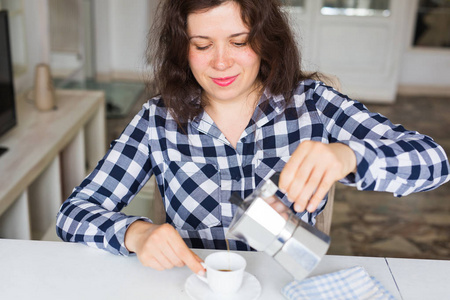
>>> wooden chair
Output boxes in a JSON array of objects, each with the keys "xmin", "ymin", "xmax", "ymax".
[
  {"xmin": 150, "ymin": 73, "xmax": 341, "ymax": 234},
  {"xmin": 312, "ymin": 72, "xmax": 341, "ymax": 235},
  {"xmin": 151, "ymin": 181, "xmax": 165, "ymax": 225},
  {"xmin": 315, "ymin": 183, "xmax": 335, "ymax": 235}
]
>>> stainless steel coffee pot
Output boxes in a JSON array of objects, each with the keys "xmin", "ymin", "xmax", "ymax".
[{"xmin": 227, "ymin": 173, "xmax": 330, "ymax": 281}]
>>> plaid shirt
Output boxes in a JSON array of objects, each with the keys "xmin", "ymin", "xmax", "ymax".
[{"xmin": 56, "ymin": 79, "xmax": 450, "ymax": 256}]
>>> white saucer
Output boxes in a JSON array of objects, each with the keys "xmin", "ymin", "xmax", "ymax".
[{"xmin": 185, "ymin": 272, "xmax": 262, "ymax": 300}]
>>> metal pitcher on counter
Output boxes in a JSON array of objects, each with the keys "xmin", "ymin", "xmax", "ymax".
[{"xmin": 226, "ymin": 173, "xmax": 331, "ymax": 281}]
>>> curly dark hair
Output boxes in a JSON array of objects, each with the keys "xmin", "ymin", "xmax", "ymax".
[{"xmin": 147, "ymin": 0, "xmax": 310, "ymax": 125}]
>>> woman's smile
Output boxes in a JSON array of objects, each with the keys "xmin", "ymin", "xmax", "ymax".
[{"xmin": 211, "ymin": 75, "xmax": 239, "ymax": 87}]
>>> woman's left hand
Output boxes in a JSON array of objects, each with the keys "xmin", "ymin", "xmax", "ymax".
[{"xmin": 279, "ymin": 141, "xmax": 357, "ymax": 213}]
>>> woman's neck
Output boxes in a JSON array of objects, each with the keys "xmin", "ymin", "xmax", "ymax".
[{"xmin": 203, "ymin": 87, "xmax": 262, "ymax": 148}]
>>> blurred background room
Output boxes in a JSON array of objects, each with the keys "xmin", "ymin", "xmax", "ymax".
[{"xmin": 0, "ymin": 0, "xmax": 449, "ymax": 260}]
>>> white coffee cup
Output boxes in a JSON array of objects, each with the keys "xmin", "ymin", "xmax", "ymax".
[{"xmin": 197, "ymin": 252, "xmax": 246, "ymax": 294}]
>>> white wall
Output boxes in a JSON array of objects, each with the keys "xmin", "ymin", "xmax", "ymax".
[
  {"xmin": 95, "ymin": 0, "xmax": 157, "ymax": 81},
  {"xmin": 13, "ymin": 0, "xmax": 50, "ymax": 94},
  {"xmin": 110, "ymin": 0, "xmax": 149, "ymax": 74},
  {"xmin": 93, "ymin": 0, "xmax": 112, "ymax": 79},
  {"xmin": 400, "ymin": 50, "xmax": 450, "ymax": 87}
]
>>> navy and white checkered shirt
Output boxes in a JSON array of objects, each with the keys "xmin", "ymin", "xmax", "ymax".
[{"xmin": 56, "ymin": 79, "xmax": 450, "ymax": 256}]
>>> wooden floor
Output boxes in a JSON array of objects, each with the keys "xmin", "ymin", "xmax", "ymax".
[{"xmin": 329, "ymin": 95, "xmax": 450, "ymax": 260}]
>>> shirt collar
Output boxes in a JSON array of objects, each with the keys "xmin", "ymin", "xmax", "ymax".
[
  {"xmin": 251, "ymin": 88, "xmax": 285, "ymax": 128},
  {"xmin": 190, "ymin": 88, "xmax": 287, "ymax": 141},
  {"xmin": 191, "ymin": 96, "xmax": 229, "ymax": 145}
]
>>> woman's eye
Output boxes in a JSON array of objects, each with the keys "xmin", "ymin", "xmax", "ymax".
[
  {"xmin": 195, "ymin": 45, "xmax": 211, "ymax": 51},
  {"xmin": 233, "ymin": 42, "xmax": 247, "ymax": 47}
]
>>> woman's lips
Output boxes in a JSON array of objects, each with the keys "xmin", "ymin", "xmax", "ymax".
[{"xmin": 211, "ymin": 75, "xmax": 239, "ymax": 87}]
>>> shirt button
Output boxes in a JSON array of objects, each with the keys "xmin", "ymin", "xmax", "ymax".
[{"xmin": 232, "ymin": 174, "xmax": 241, "ymax": 181}]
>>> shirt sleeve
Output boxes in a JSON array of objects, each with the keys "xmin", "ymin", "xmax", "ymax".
[
  {"xmin": 313, "ymin": 82, "xmax": 450, "ymax": 196},
  {"xmin": 56, "ymin": 102, "xmax": 154, "ymax": 256}
]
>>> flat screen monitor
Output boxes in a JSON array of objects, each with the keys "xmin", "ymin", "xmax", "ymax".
[{"xmin": 0, "ymin": 10, "xmax": 17, "ymax": 154}]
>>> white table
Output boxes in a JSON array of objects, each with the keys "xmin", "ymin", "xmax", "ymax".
[
  {"xmin": 0, "ymin": 239, "xmax": 448, "ymax": 299},
  {"xmin": 386, "ymin": 257, "xmax": 450, "ymax": 300}
]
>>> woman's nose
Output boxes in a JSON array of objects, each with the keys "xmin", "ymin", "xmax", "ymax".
[{"xmin": 211, "ymin": 46, "xmax": 233, "ymax": 70}]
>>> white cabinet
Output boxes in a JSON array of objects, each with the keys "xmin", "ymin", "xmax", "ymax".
[{"xmin": 0, "ymin": 90, "xmax": 106, "ymax": 240}]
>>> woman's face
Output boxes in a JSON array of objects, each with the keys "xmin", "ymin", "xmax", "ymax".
[{"xmin": 187, "ymin": 1, "xmax": 261, "ymax": 105}]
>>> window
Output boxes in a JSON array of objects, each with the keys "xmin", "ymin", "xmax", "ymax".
[
  {"xmin": 321, "ymin": 0, "xmax": 390, "ymax": 17},
  {"xmin": 413, "ymin": 0, "xmax": 450, "ymax": 48}
]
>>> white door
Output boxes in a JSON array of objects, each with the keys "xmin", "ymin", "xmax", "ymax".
[{"xmin": 285, "ymin": 0, "xmax": 410, "ymax": 103}]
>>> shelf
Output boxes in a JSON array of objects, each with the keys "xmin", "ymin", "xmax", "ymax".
[{"xmin": 0, "ymin": 89, "xmax": 106, "ymax": 240}]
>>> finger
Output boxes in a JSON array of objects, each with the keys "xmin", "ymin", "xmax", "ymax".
[
  {"xmin": 179, "ymin": 247, "xmax": 205, "ymax": 274},
  {"xmin": 264, "ymin": 195, "xmax": 278, "ymax": 205},
  {"xmin": 151, "ymin": 247, "xmax": 176, "ymax": 270},
  {"xmin": 142, "ymin": 256, "xmax": 165, "ymax": 271},
  {"xmin": 168, "ymin": 232, "xmax": 205, "ymax": 274},
  {"xmin": 162, "ymin": 241, "xmax": 185, "ymax": 268},
  {"xmin": 287, "ymin": 158, "xmax": 315, "ymax": 203},
  {"xmin": 269, "ymin": 200, "xmax": 289, "ymax": 213},
  {"xmin": 193, "ymin": 252, "xmax": 204, "ymax": 263},
  {"xmin": 135, "ymin": 240, "xmax": 169, "ymax": 270},
  {"xmin": 307, "ymin": 172, "xmax": 335, "ymax": 212},
  {"xmin": 143, "ymin": 225, "xmax": 181, "ymax": 269},
  {"xmin": 294, "ymin": 166, "xmax": 325, "ymax": 212},
  {"xmin": 279, "ymin": 142, "xmax": 311, "ymax": 191}
]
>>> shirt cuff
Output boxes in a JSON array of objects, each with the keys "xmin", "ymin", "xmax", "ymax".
[
  {"xmin": 337, "ymin": 140, "xmax": 379, "ymax": 190},
  {"xmin": 104, "ymin": 215, "xmax": 153, "ymax": 256}
]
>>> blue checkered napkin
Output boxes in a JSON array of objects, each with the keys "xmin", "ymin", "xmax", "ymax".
[{"xmin": 282, "ymin": 266, "xmax": 396, "ymax": 300}]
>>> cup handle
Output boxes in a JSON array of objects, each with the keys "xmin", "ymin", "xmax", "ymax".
[{"xmin": 196, "ymin": 262, "xmax": 208, "ymax": 284}]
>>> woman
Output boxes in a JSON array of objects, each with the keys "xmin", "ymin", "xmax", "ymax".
[{"xmin": 56, "ymin": 0, "xmax": 450, "ymax": 276}]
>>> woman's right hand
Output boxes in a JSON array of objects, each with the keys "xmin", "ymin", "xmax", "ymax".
[{"xmin": 125, "ymin": 221, "xmax": 205, "ymax": 274}]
